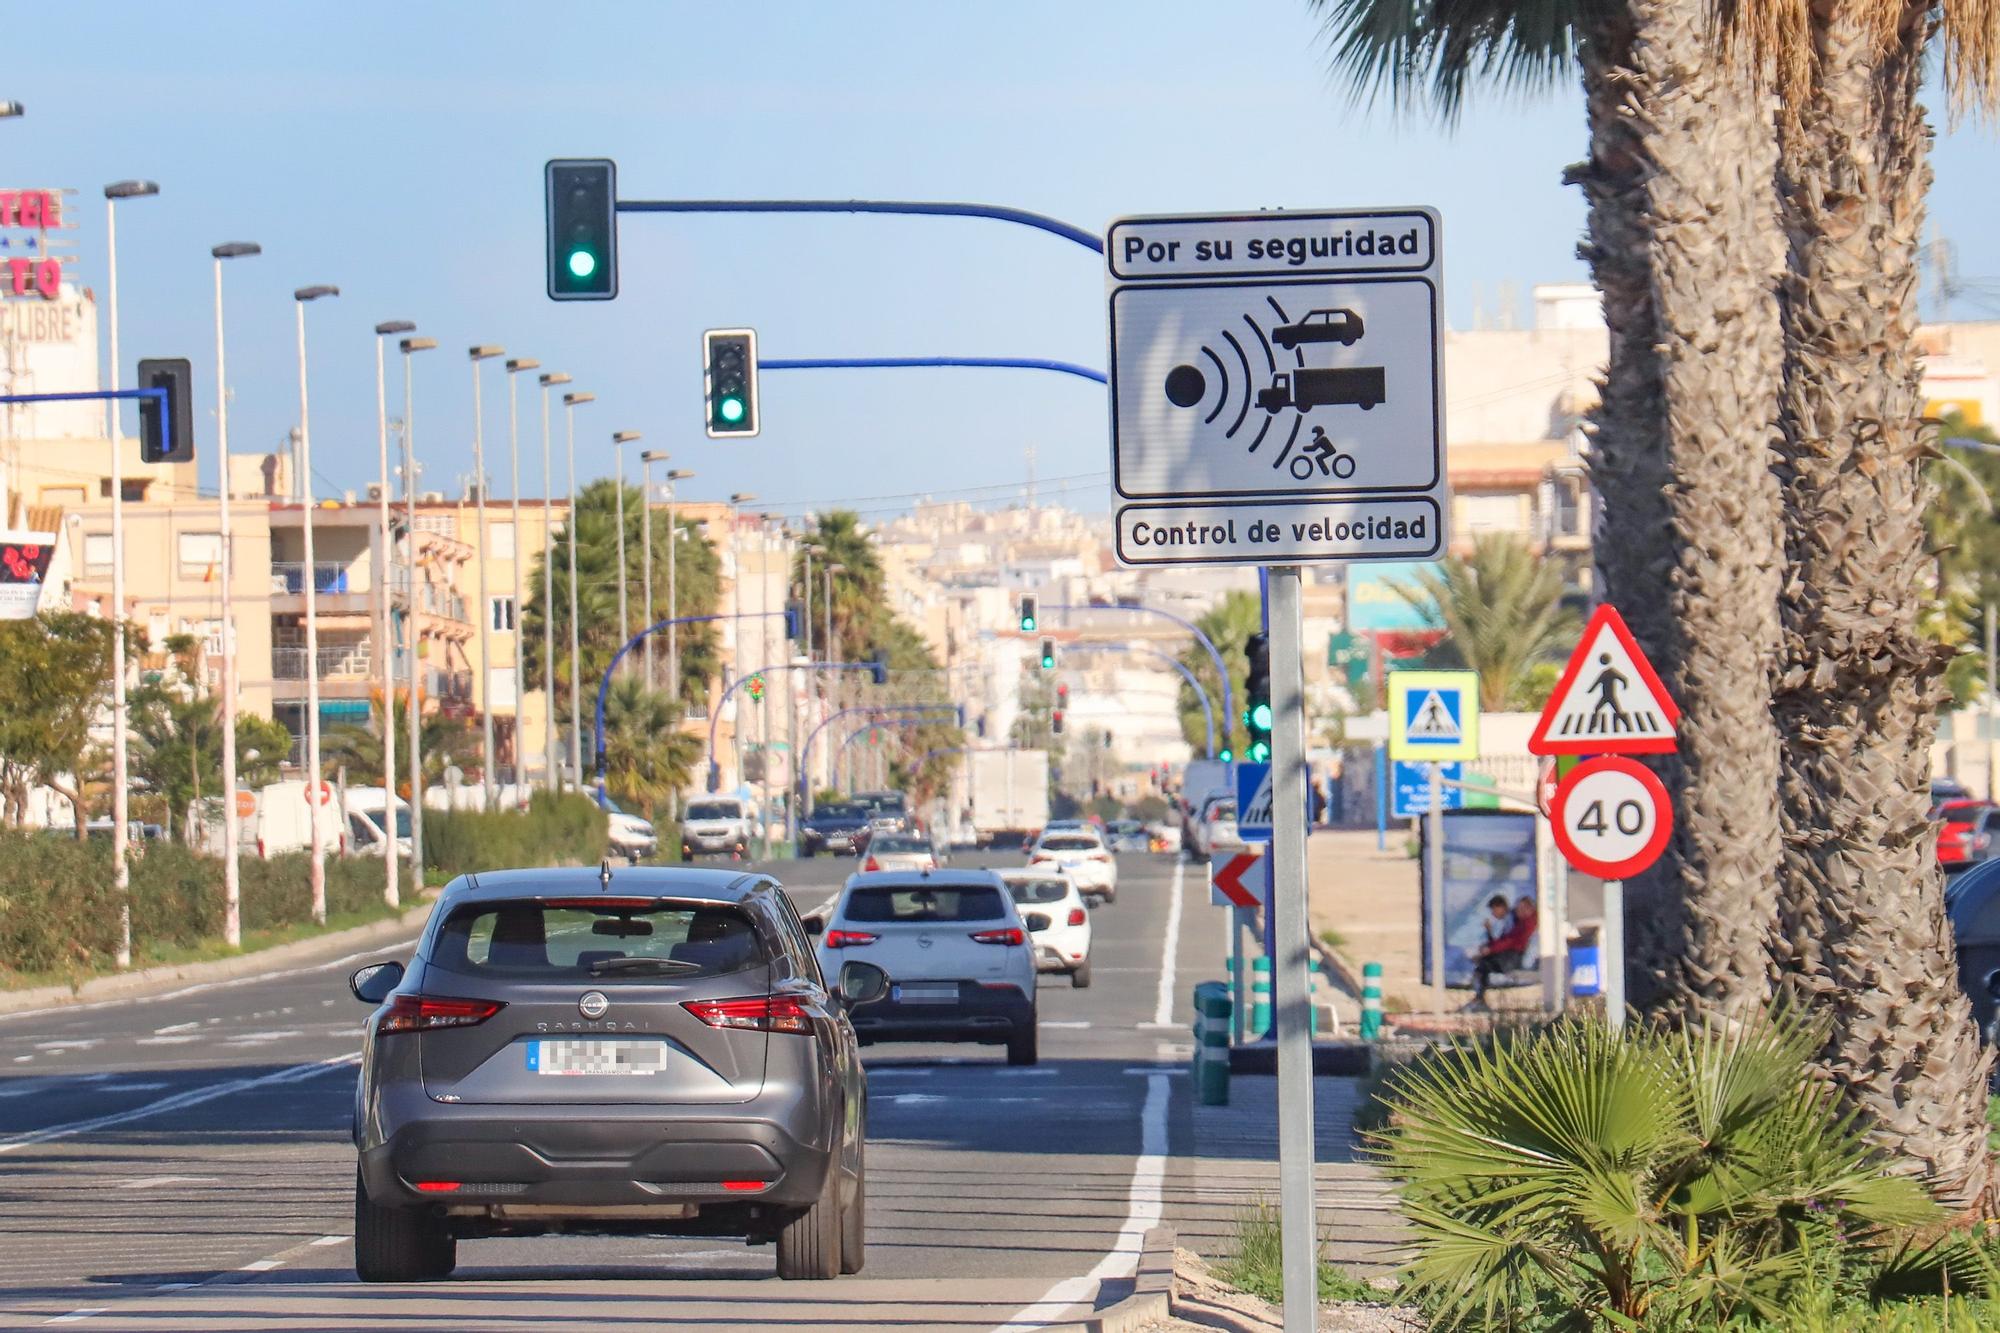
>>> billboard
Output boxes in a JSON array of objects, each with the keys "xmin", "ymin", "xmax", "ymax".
[
  {"xmin": 1420, "ymin": 809, "xmax": 1539, "ymax": 989},
  {"xmin": 0, "ymin": 530, "xmax": 57, "ymax": 619},
  {"xmin": 1346, "ymin": 561, "xmax": 1440, "ymax": 632}
]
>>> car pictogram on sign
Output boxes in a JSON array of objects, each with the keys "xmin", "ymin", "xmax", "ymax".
[{"xmin": 1272, "ymin": 307, "xmax": 1365, "ymax": 349}]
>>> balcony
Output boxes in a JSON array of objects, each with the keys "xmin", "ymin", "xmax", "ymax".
[
  {"xmin": 271, "ymin": 561, "xmax": 353, "ymax": 595},
  {"xmin": 426, "ymin": 668, "xmax": 473, "ymax": 703},
  {"xmin": 270, "ymin": 561, "xmax": 373, "ymax": 616},
  {"xmin": 274, "ymin": 642, "xmax": 373, "ymax": 681}
]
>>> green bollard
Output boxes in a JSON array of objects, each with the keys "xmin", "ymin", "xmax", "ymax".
[
  {"xmin": 1250, "ymin": 956, "xmax": 1272, "ymax": 1038},
  {"xmin": 1360, "ymin": 960, "xmax": 1384, "ymax": 1040},
  {"xmin": 1192, "ymin": 981, "xmax": 1232, "ymax": 1105}
]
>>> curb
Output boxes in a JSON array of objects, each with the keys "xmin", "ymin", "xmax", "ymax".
[
  {"xmin": 1041, "ymin": 1225, "xmax": 1174, "ymax": 1333},
  {"xmin": 0, "ymin": 900, "xmax": 436, "ymax": 1016}
]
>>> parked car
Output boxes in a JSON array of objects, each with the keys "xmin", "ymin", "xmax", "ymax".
[
  {"xmin": 1000, "ymin": 868, "xmax": 1092, "ymax": 988},
  {"xmin": 1947, "ymin": 857, "xmax": 2000, "ymax": 1047},
  {"xmin": 1937, "ymin": 799, "xmax": 1998, "ymax": 868},
  {"xmin": 1932, "ymin": 777, "xmax": 1975, "ymax": 814},
  {"xmin": 253, "ymin": 779, "xmax": 347, "ymax": 859},
  {"xmin": 591, "ymin": 792, "xmax": 658, "ymax": 860},
  {"xmin": 809, "ymin": 870, "xmax": 1038, "ymax": 1065},
  {"xmin": 681, "ymin": 796, "xmax": 756, "ymax": 860},
  {"xmin": 346, "ymin": 787, "xmax": 413, "ymax": 859},
  {"xmin": 347, "ymin": 866, "xmax": 886, "ymax": 1281},
  {"xmin": 860, "ymin": 832, "xmax": 937, "ymax": 874},
  {"xmin": 802, "ymin": 802, "xmax": 874, "ymax": 857},
  {"xmin": 1027, "ymin": 826, "xmax": 1118, "ymax": 904}
]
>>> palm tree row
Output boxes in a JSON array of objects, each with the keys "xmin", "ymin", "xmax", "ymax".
[{"xmin": 1310, "ymin": 0, "xmax": 1997, "ymax": 1203}]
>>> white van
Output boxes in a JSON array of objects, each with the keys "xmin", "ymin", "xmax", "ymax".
[
  {"xmin": 253, "ymin": 780, "xmax": 347, "ymax": 859},
  {"xmin": 345, "ymin": 786, "xmax": 413, "ymax": 859}
]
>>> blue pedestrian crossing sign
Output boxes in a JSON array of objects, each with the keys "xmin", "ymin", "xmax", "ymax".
[
  {"xmin": 1235, "ymin": 762, "xmax": 1272, "ymax": 841},
  {"xmin": 1387, "ymin": 670, "xmax": 1479, "ymax": 761}
]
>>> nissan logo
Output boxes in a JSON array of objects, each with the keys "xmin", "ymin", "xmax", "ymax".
[
  {"xmin": 916, "ymin": 935, "xmax": 934, "ymax": 949},
  {"xmin": 578, "ymin": 990, "xmax": 610, "ymax": 1019}
]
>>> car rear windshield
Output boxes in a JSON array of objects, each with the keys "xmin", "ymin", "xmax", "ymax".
[
  {"xmin": 1004, "ymin": 878, "xmax": 1069, "ymax": 904},
  {"xmin": 870, "ymin": 835, "xmax": 929, "ymax": 853},
  {"xmin": 843, "ymin": 884, "xmax": 1007, "ymax": 923},
  {"xmin": 429, "ymin": 899, "xmax": 767, "ymax": 981},
  {"xmin": 816, "ymin": 804, "xmax": 865, "ymax": 820},
  {"xmin": 1040, "ymin": 835, "xmax": 1101, "ymax": 851},
  {"xmin": 685, "ymin": 801, "xmax": 740, "ymax": 821}
]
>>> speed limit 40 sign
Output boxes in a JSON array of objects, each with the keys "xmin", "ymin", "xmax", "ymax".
[{"xmin": 1550, "ymin": 756, "xmax": 1671, "ymax": 879}]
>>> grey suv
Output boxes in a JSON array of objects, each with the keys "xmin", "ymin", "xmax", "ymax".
[{"xmin": 347, "ymin": 866, "xmax": 887, "ymax": 1282}]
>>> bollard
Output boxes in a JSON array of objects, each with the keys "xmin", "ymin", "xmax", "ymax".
[
  {"xmin": 1360, "ymin": 961, "xmax": 1384, "ymax": 1040},
  {"xmin": 1250, "ymin": 956, "xmax": 1272, "ymax": 1038},
  {"xmin": 1192, "ymin": 981, "xmax": 1232, "ymax": 1105},
  {"xmin": 1308, "ymin": 957, "xmax": 1321, "ymax": 1036}
]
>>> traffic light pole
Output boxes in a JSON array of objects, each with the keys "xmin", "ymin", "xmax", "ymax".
[
  {"xmin": 706, "ymin": 659, "xmax": 887, "ymax": 793},
  {"xmin": 760, "ymin": 356, "xmax": 1104, "ymax": 385},
  {"xmin": 1059, "ymin": 641, "xmax": 1217, "ymax": 757},
  {"xmin": 1044, "ymin": 603, "xmax": 1234, "ymax": 744},
  {"xmin": 616, "ymin": 198, "xmax": 1102, "ymax": 254},
  {"xmin": 794, "ymin": 703, "xmax": 961, "ymax": 833}
]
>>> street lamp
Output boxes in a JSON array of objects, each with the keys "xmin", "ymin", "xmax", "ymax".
[
  {"xmin": 664, "ymin": 469, "xmax": 694, "ymax": 707},
  {"xmin": 294, "ymin": 283, "xmax": 339, "ymax": 924},
  {"xmin": 0, "ymin": 103, "xmax": 22, "ymax": 118},
  {"xmin": 102, "ymin": 178, "xmax": 158, "ymax": 971},
  {"xmin": 210, "ymin": 240, "xmax": 260, "ymax": 948},
  {"xmin": 505, "ymin": 357, "xmax": 538, "ymax": 808},
  {"xmin": 824, "ymin": 562, "xmax": 845, "ymax": 794},
  {"xmin": 638, "ymin": 450, "xmax": 667, "ymax": 687},
  {"xmin": 372, "ymin": 320, "xmax": 414, "ymax": 909},
  {"xmin": 537, "ymin": 371, "xmax": 570, "ymax": 790},
  {"xmin": 468, "ymin": 344, "xmax": 504, "ymax": 809},
  {"xmin": 611, "ymin": 431, "xmax": 641, "ymax": 658},
  {"xmin": 400, "ymin": 335, "xmax": 437, "ymax": 876},
  {"xmin": 562, "ymin": 390, "xmax": 595, "ymax": 780},
  {"xmin": 729, "ymin": 494, "xmax": 757, "ymax": 831}
]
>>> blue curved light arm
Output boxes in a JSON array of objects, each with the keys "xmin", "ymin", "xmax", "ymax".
[
  {"xmin": 836, "ymin": 716, "xmax": 929, "ymax": 755},
  {"xmin": 796, "ymin": 704, "xmax": 959, "ymax": 811},
  {"xmin": 1063, "ymin": 642, "xmax": 1216, "ymax": 758},
  {"xmin": 1045, "ymin": 603, "xmax": 1235, "ymax": 741},
  {"xmin": 705, "ymin": 660, "xmax": 885, "ymax": 786},
  {"xmin": 761, "ymin": 357, "xmax": 1105, "ymax": 385},
  {"xmin": 615, "ymin": 198, "xmax": 1103, "ymax": 254}
]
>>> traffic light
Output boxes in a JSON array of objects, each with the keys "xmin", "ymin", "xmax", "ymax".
[
  {"xmin": 703, "ymin": 329, "xmax": 759, "ymax": 438},
  {"xmin": 1019, "ymin": 595, "xmax": 1037, "ymax": 632},
  {"xmin": 544, "ymin": 159, "xmax": 617, "ymax": 300},
  {"xmin": 1053, "ymin": 683, "xmax": 1068, "ymax": 736},
  {"xmin": 1244, "ymin": 631, "xmax": 1272, "ymax": 763},
  {"xmin": 784, "ymin": 601, "xmax": 804, "ymax": 640},
  {"xmin": 869, "ymin": 653, "xmax": 889, "ymax": 686},
  {"xmin": 135, "ymin": 357, "xmax": 193, "ymax": 463},
  {"xmin": 1219, "ymin": 747, "xmax": 1233, "ymax": 762},
  {"xmin": 1039, "ymin": 638, "xmax": 1055, "ymax": 671}
]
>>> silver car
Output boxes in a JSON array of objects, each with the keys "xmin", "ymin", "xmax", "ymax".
[{"xmin": 349, "ymin": 867, "xmax": 886, "ymax": 1282}]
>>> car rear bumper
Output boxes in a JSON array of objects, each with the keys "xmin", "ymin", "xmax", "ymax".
[
  {"xmin": 850, "ymin": 983, "xmax": 1034, "ymax": 1045},
  {"xmin": 684, "ymin": 830, "xmax": 747, "ymax": 852}
]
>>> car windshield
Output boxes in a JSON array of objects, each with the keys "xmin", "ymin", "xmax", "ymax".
[
  {"xmin": 843, "ymin": 884, "xmax": 1006, "ymax": 923},
  {"xmin": 1209, "ymin": 802, "xmax": 1236, "ymax": 821},
  {"xmin": 815, "ymin": 804, "xmax": 865, "ymax": 821},
  {"xmin": 429, "ymin": 898, "xmax": 766, "ymax": 981},
  {"xmin": 1039, "ymin": 835, "xmax": 1100, "ymax": 852},
  {"xmin": 1004, "ymin": 878, "xmax": 1070, "ymax": 905},
  {"xmin": 869, "ymin": 835, "xmax": 929, "ymax": 854},
  {"xmin": 685, "ymin": 801, "xmax": 739, "ymax": 821}
]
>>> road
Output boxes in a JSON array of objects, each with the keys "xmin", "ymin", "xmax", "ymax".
[{"xmin": 0, "ymin": 850, "xmax": 1209, "ymax": 1331}]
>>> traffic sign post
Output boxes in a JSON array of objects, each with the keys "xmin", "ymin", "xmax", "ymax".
[{"xmin": 1550, "ymin": 756, "xmax": 1674, "ymax": 1031}]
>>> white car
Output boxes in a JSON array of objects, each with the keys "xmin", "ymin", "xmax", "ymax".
[
  {"xmin": 1000, "ymin": 869, "xmax": 1092, "ymax": 988},
  {"xmin": 1028, "ymin": 828, "xmax": 1119, "ymax": 904},
  {"xmin": 679, "ymin": 796, "xmax": 753, "ymax": 859},
  {"xmin": 861, "ymin": 832, "xmax": 938, "ymax": 874},
  {"xmin": 812, "ymin": 870, "xmax": 1039, "ymax": 1064},
  {"xmin": 1193, "ymin": 796, "xmax": 1241, "ymax": 858}
]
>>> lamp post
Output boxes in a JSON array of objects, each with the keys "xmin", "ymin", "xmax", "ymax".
[
  {"xmin": 611, "ymin": 431, "xmax": 640, "ymax": 660},
  {"xmin": 293, "ymin": 283, "xmax": 339, "ymax": 923},
  {"xmin": 372, "ymin": 321, "xmax": 414, "ymax": 908},
  {"xmin": 729, "ymin": 493, "xmax": 758, "ymax": 835},
  {"xmin": 399, "ymin": 336, "xmax": 437, "ymax": 877},
  {"xmin": 537, "ymin": 372, "xmax": 569, "ymax": 790},
  {"xmin": 467, "ymin": 344, "xmax": 504, "ymax": 809},
  {"xmin": 102, "ymin": 178, "xmax": 157, "ymax": 970},
  {"xmin": 665, "ymin": 468, "xmax": 693, "ymax": 706},
  {"xmin": 562, "ymin": 391, "xmax": 595, "ymax": 779},
  {"xmin": 638, "ymin": 450, "xmax": 666, "ymax": 688},
  {"xmin": 824, "ymin": 562, "xmax": 844, "ymax": 791},
  {"xmin": 211, "ymin": 241, "xmax": 259, "ymax": 948},
  {"xmin": 505, "ymin": 358, "xmax": 538, "ymax": 807}
]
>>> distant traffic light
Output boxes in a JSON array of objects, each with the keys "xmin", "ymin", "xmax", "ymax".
[
  {"xmin": 1245, "ymin": 631, "xmax": 1272, "ymax": 764},
  {"xmin": 135, "ymin": 357, "xmax": 193, "ymax": 463},
  {"xmin": 703, "ymin": 329, "xmax": 759, "ymax": 438},
  {"xmin": 1053, "ymin": 683, "xmax": 1068, "ymax": 735},
  {"xmin": 1218, "ymin": 747, "xmax": 1233, "ymax": 762},
  {"xmin": 544, "ymin": 159, "xmax": 617, "ymax": 301},
  {"xmin": 1018, "ymin": 595, "xmax": 1037, "ymax": 632},
  {"xmin": 869, "ymin": 653, "xmax": 889, "ymax": 686},
  {"xmin": 1039, "ymin": 638, "xmax": 1055, "ymax": 671}
]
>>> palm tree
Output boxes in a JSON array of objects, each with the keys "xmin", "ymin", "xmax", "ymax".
[
  {"xmin": 1310, "ymin": 0, "xmax": 1789, "ymax": 1025},
  {"xmin": 601, "ymin": 678, "xmax": 704, "ymax": 817},
  {"xmin": 792, "ymin": 510, "xmax": 884, "ymax": 661},
  {"xmin": 1722, "ymin": 4, "xmax": 2000, "ymax": 1207},
  {"xmin": 321, "ymin": 693, "xmax": 476, "ymax": 794},
  {"xmin": 1392, "ymin": 534, "xmax": 1579, "ymax": 710}
]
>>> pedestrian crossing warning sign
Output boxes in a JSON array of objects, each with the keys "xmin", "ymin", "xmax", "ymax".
[
  {"xmin": 1388, "ymin": 670, "xmax": 1479, "ymax": 761},
  {"xmin": 1529, "ymin": 604, "xmax": 1680, "ymax": 756}
]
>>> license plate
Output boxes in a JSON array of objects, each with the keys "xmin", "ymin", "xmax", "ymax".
[
  {"xmin": 525, "ymin": 1039, "xmax": 669, "ymax": 1076},
  {"xmin": 893, "ymin": 982, "xmax": 956, "ymax": 1005}
]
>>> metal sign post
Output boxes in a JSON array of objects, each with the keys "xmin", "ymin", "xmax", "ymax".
[
  {"xmin": 1602, "ymin": 880, "xmax": 1626, "ymax": 1031},
  {"xmin": 1425, "ymin": 762, "xmax": 1444, "ymax": 1003}
]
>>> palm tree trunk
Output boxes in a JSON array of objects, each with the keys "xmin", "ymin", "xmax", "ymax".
[
  {"xmin": 1576, "ymin": 0, "xmax": 1787, "ymax": 1018},
  {"xmin": 1769, "ymin": 1, "xmax": 1994, "ymax": 1208}
]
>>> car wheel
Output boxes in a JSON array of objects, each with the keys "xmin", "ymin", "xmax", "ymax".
[
  {"xmin": 1006, "ymin": 1021, "xmax": 1039, "ymax": 1067},
  {"xmin": 1070, "ymin": 959, "xmax": 1092, "ymax": 989},
  {"xmin": 353, "ymin": 1167, "xmax": 455, "ymax": 1282},
  {"xmin": 839, "ymin": 1138, "xmax": 866, "ymax": 1275},
  {"xmin": 775, "ymin": 1162, "xmax": 843, "ymax": 1280}
]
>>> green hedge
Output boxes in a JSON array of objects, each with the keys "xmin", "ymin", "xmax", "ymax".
[
  {"xmin": 422, "ymin": 792, "xmax": 607, "ymax": 876},
  {"xmin": 0, "ymin": 834, "xmax": 391, "ymax": 980}
]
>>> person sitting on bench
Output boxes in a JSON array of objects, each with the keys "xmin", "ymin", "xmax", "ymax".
[{"xmin": 1469, "ymin": 894, "xmax": 1538, "ymax": 1009}]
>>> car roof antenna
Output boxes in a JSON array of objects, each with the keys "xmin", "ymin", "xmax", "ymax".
[{"xmin": 599, "ymin": 859, "xmax": 613, "ymax": 891}]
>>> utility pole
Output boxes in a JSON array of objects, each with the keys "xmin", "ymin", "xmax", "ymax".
[
  {"xmin": 468, "ymin": 345, "xmax": 503, "ymax": 809},
  {"xmin": 372, "ymin": 320, "xmax": 413, "ymax": 907},
  {"xmin": 505, "ymin": 357, "xmax": 538, "ymax": 805}
]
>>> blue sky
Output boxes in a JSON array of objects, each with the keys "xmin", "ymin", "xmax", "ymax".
[{"xmin": 10, "ymin": 2, "xmax": 1999, "ymax": 517}]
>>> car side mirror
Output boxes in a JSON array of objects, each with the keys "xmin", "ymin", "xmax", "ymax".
[
  {"xmin": 802, "ymin": 915, "xmax": 825, "ymax": 937},
  {"xmin": 838, "ymin": 960, "xmax": 888, "ymax": 1007},
  {"xmin": 1985, "ymin": 969, "xmax": 2000, "ymax": 1001},
  {"xmin": 350, "ymin": 960, "xmax": 404, "ymax": 1005},
  {"xmin": 1023, "ymin": 912, "xmax": 1052, "ymax": 933}
]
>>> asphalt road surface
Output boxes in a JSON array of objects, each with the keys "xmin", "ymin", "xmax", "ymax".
[{"xmin": 0, "ymin": 850, "xmax": 1210, "ymax": 1331}]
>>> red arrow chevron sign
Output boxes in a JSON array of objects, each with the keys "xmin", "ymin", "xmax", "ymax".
[{"xmin": 1209, "ymin": 849, "xmax": 1268, "ymax": 909}]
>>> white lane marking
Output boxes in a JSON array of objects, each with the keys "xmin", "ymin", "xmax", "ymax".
[
  {"xmin": 153, "ymin": 1022, "xmax": 200, "ymax": 1034},
  {"xmin": 35, "ymin": 1039, "xmax": 101, "ymax": 1051},
  {"xmin": 1150, "ymin": 859, "xmax": 1184, "ymax": 1028},
  {"xmin": 134, "ymin": 1035, "xmax": 202, "ymax": 1046},
  {"xmin": 1124, "ymin": 1067, "xmax": 1188, "ymax": 1077},
  {"xmin": 11, "ymin": 1055, "xmax": 31, "ymax": 1063},
  {"xmin": 153, "ymin": 1283, "xmax": 194, "ymax": 1292},
  {"xmin": 865, "ymin": 1067, "xmax": 931, "ymax": 1078},
  {"xmin": 42, "ymin": 1309, "xmax": 106, "ymax": 1324},
  {"xmin": 888, "ymin": 1094, "xmax": 946, "ymax": 1106},
  {"xmin": 0, "ymin": 1054, "xmax": 359, "ymax": 1155},
  {"xmin": 1041, "ymin": 1021, "xmax": 1091, "ymax": 1029},
  {"xmin": 101, "ymin": 1081, "xmax": 170, "ymax": 1093},
  {"xmin": 240, "ymin": 1259, "xmax": 283, "ymax": 1272},
  {"xmin": 118, "ymin": 1175, "xmax": 220, "ymax": 1190},
  {"xmin": 995, "ymin": 1068, "xmax": 1058, "ymax": 1077},
  {"xmin": 221, "ymin": 1029, "xmax": 303, "ymax": 1044},
  {"xmin": 309, "ymin": 1235, "xmax": 347, "ymax": 1247},
  {"xmin": 0, "ymin": 936, "xmax": 422, "ymax": 1023}
]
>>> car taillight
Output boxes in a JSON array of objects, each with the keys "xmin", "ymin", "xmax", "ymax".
[
  {"xmin": 970, "ymin": 927, "xmax": 1026, "ymax": 946},
  {"xmin": 683, "ymin": 996, "xmax": 813, "ymax": 1034},
  {"xmin": 863, "ymin": 857, "xmax": 881, "ymax": 872},
  {"xmin": 1068, "ymin": 908, "xmax": 1087, "ymax": 927},
  {"xmin": 376, "ymin": 995, "xmax": 505, "ymax": 1036},
  {"xmin": 823, "ymin": 929, "xmax": 879, "ymax": 949},
  {"xmin": 1089, "ymin": 850, "xmax": 1111, "ymax": 862},
  {"xmin": 1029, "ymin": 854, "xmax": 1052, "ymax": 865}
]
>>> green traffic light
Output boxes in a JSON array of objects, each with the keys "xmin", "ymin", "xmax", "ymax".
[
  {"xmin": 1020, "ymin": 616, "xmax": 1036, "ymax": 632},
  {"xmin": 1250, "ymin": 702, "xmax": 1273, "ymax": 732},
  {"xmin": 718, "ymin": 395, "xmax": 746, "ymax": 424},
  {"xmin": 1248, "ymin": 741, "xmax": 1271, "ymax": 762},
  {"xmin": 567, "ymin": 248, "xmax": 598, "ymax": 279},
  {"xmin": 1218, "ymin": 748, "xmax": 1233, "ymax": 762}
]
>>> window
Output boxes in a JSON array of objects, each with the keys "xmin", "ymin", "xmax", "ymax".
[
  {"xmin": 83, "ymin": 534, "xmax": 113, "ymax": 575},
  {"xmin": 429, "ymin": 900, "xmax": 768, "ymax": 982},
  {"xmin": 771, "ymin": 894, "xmax": 824, "ymax": 986},
  {"xmin": 491, "ymin": 520, "xmax": 516, "ymax": 560},
  {"xmin": 843, "ymin": 884, "xmax": 1007, "ymax": 923},
  {"xmin": 490, "ymin": 595, "xmax": 516, "ymax": 632},
  {"xmin": 177, "ymin": 532, "xmax": 224, "ymax": 580}
]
